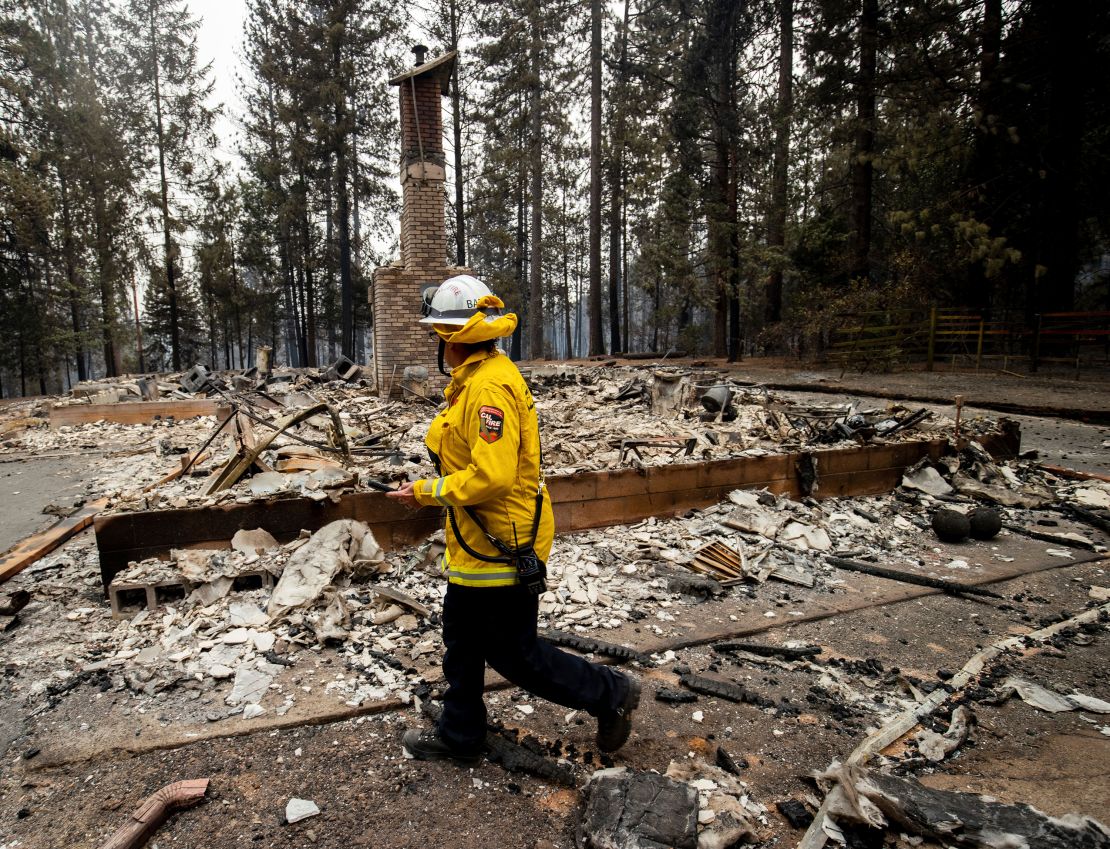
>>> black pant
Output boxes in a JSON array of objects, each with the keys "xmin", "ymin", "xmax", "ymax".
[{"xmin": 437, "ymin": 582, "xmax": 629, "ymax": 752}]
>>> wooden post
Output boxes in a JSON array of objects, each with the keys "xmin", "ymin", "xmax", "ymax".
[
  {"xmin": 1031, "ymin": 314, "xmax": 1042, "ymax": 373},
  {"xmin": 926, "ymin": 306, "xmax": 937, "ymax": 372},
  {"xmin": 975, "ymin": 318, "xmax": 984, "ymax": 371}
]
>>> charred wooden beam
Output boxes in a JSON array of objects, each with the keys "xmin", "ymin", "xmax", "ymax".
[
  {"xmin": 421, "ymin": 701, "xmax": 578, "ymax": 786},
  {"xmin": 712, "ymin": 641, "xmax": 822, "ymax": 660},
  {"xmin": 1003, "ymin": 524, "xmax": 1096, "ymax": 551},
  {"xmin": 825, "ymin": 555, "xmax": 1003, "ymax": 599},
  {"xmin": 1, "ymin": 498, "xmax": 109, "ymax": 585},
  {"xmin": 541, "ymin": 629, "xmax": 654, "ymax": 666},
  {"xmin": 678, "ymin": 671, "xmax": 776, "ymax": 708},
  {"xmin": 1054, "ymin": 503, "xmax": 1110, "ymax": 536}
]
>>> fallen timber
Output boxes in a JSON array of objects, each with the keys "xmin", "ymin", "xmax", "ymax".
[
  {"xmin": 49, "ymin": 399, "xmax": 220, "ymax": 428},
  {"xmin": 94, "ymin": 438, "xmax": 950, "ymax": 588},
  {"xmin": 824, "ymin": 554, "xmax": 1005, "ymax": 599},
  {"xmin": 0, "ymin": 498, "xmax": 110, "ymax": 584}
]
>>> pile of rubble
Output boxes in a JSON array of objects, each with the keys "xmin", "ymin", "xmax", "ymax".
[
  {"xmin": 2, "ymin": 363, "xmax": 1108, "ymax": 849},
  {"xmin": 1, "ymin": 364, "xmax": 1017, "ymax": 521}
]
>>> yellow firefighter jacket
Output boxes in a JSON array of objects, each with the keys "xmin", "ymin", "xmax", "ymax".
[{"xmin": 412, "ymin": 348, "xmax": 554, "ymax": 587}]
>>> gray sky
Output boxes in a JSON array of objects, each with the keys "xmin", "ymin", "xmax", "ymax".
[{"xmin": 190, "ymin": 0, "xmax": 247, "ymax": 164}]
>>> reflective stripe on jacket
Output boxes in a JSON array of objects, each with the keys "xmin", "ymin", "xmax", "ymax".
[{"xmin": 412, "ymin": 348, "xmax": 554, "ymax": 587}]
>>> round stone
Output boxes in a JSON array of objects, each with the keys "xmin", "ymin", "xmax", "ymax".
[
  {"xmin": 968, "ymin": 507, "xmax": 1002, "ymax": 540},
  {"xmin": 931, "ymin": 508, "xmax": 970, "ymax": 542}
]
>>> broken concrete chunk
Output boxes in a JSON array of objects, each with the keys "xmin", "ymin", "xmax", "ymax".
[
  {"xmin": 665, "ymin": 759, "xmax": 765, "ymax": 849},
  {"xmin": 231, "ymin": 528, "xmax": 279, "ymax": 555},
  {"xmin": 285, "ymin": 798, "xmax": 320, "ymax": 824},
  {"xmin": 172, "ymin": 548, "xmax": 216, "ymax": 583},
  {"xmin": 726, "ymin": 489, "xmax": 765, "ymax": 509},
  {"xmin": 902, "ymin": 466, "xmax": 954, "ymax": 498},
  {"xmin": 221, "ymin": 627, "xmax": 253, "ymax": 645},
  {"xmin": 779, "ymin": 521, "xmax": 832, "ymax": 552},
  {"xmin": 229, "ymin": 602, "xmax": 268, "ymax": 628},
  {"xmin": 1073, "ymin": 486, "xmax": 1110, "ymax": 510},
  {"xmin": 248, "ymin": 471, "xmax": 290, "ymax": 497},
  {"xmin": 581, "ymin": 769, "xmax": 699, "ymax": 849},
  {"xmin": 725, "ymin": 507, "xmax": 783, "ymax": 540},
  {"xmin": 189, "ymin": 577, "xmax": 233, "ymax": 606}
]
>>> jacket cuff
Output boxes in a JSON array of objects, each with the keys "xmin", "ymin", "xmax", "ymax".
[{"xmin": 412, "ymin": 478, "xmax": 438, "ymax": 507}]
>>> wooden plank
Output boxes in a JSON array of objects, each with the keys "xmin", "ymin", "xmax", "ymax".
[
  {"xmin": 1038, "ymin": 464, "xmax": 1110, "ymax": 484},
  {"xmin": 0, "ymin": 497, "xmax": 109, "ymax": 583},
  {"xmin": 50, "ymin": 400, "xmax": 219, "ymax": 428}
]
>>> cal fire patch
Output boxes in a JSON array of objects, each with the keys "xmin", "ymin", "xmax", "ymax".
[{"xmin": 478, "ymin": 405, "xmax": 505, "ymax": 443}]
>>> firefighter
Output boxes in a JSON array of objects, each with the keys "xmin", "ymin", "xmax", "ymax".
[{"xmin": 388, "ymin": 274, "xmax": 639, "ymax": 764}]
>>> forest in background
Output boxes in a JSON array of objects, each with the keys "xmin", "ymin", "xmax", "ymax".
[{"xmin": 1, "ymin": 0, "xmax": 1108, "ymax": 396}]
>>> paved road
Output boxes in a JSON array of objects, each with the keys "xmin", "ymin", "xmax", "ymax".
[{"xmin": 0, "ymin": 456, "xmax": 92, "ymax": 554}]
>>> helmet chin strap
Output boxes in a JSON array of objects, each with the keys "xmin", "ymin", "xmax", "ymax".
[{"xmin": 437, "ymin": 338, "xmax": 449, "ymax": 376}]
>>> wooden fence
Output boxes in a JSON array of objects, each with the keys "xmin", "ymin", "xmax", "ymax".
[{"xmin": 829, "ymin": 308, "xmax": 1110, "ymax": 374}]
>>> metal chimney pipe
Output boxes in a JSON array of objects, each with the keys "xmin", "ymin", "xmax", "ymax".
[{"xmin": 412, "ymin": 44, "xmax": 428, "ymax": 66}]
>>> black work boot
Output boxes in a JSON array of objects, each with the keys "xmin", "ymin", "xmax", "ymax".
[
  {"xmin": 401, "ymin": 728, "xmax": 484, "ymax": 766},
  {"xmin": 596, "ymin": 674, "xmax": 641, "ymax": 753}
]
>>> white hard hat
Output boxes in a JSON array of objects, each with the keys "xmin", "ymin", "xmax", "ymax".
[{"xmin": 419, "ymin": 275, "xmax": 500, "ymax": 326}]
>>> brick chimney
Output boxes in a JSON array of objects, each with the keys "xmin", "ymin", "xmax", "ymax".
[{"xmin": 370, "ymin": 48, "xmax": 462, "ymax": 397}]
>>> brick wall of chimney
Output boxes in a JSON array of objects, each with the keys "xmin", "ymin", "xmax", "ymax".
[
  {"xmin": 399, "ymin": 75, "xmax": 445, "ymax": 167},
  {"xmin": 371, "ymin": 58, "xmax": 460, "ymax": 399}
]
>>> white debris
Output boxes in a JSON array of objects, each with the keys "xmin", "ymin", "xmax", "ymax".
[
  {"xmin": 232, "ymin": 528, "xmax": 280, "ymax": 555},
  {"xmin": 901, "ymin": 466, "xmax": 953, "ymax": 497},
  {"xmin": 226, "ymin": 666, "xmax": 273, "ymax": 707},
  {"xmin": 779, "ymin": 521, "xmax": 832, "ymax": 552},
  {"xmin": 285, "ymin": 798, "xmax": 320, "ymax": 824},
  {"xmin": 229, "ymin": 603, "xmax": 268, "ymax": 627},
  {"xmin": 1003, "ymin": 677, "xmax": 1110, "ymax": 714},
  {"xmin": 268, "ymin": 520, "xmax": 382, "ymax": 618},
  {"xmin": 1073, "ymin": 486, "xmax": 1110, "ymax": 509}
]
